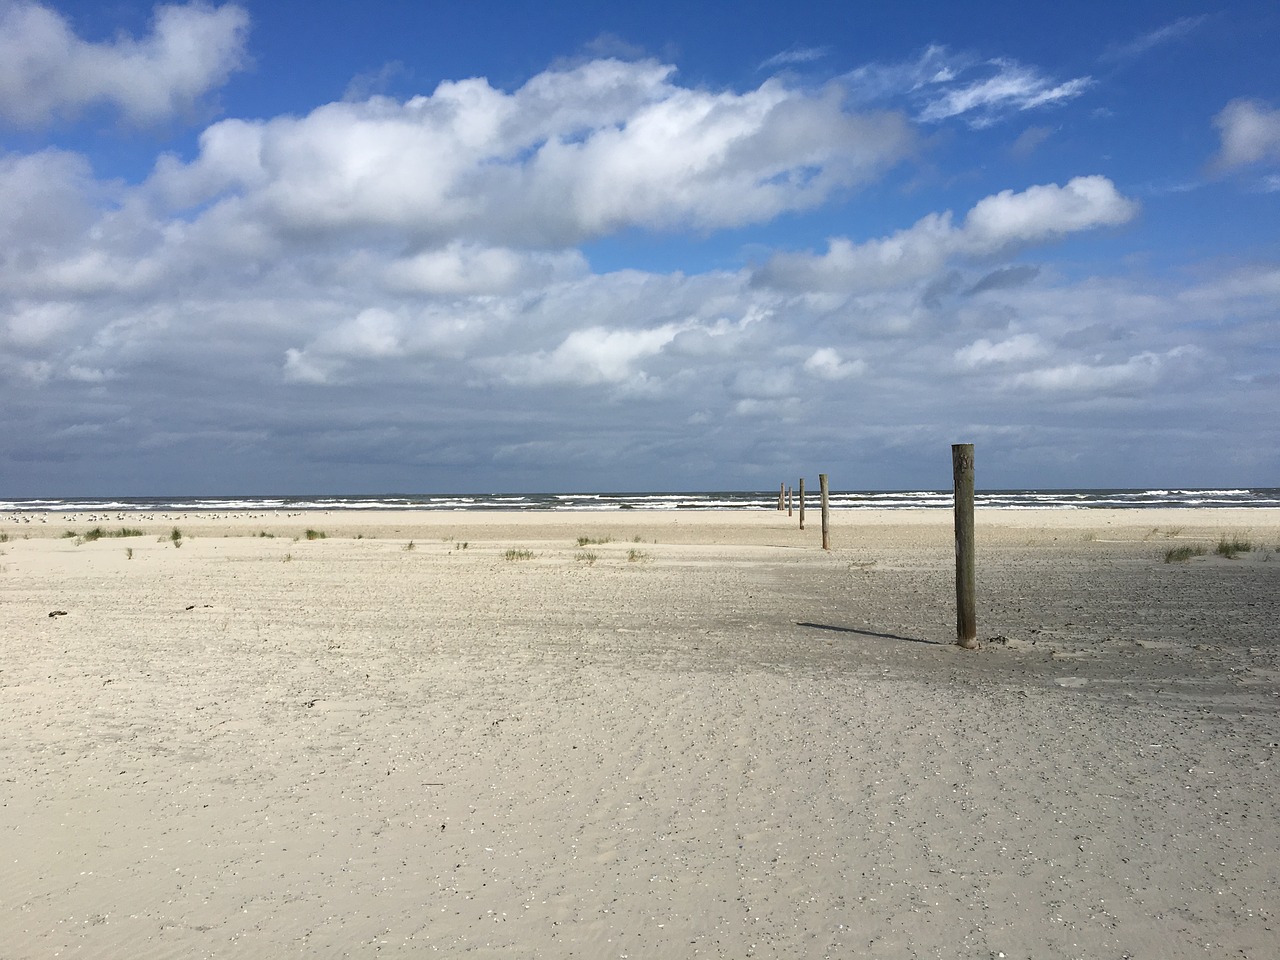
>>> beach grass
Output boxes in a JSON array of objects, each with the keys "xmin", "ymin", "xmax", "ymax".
[
  {"xmin": 1216, "ymin": 536, "xmax": 1253, "ymax": 558},
  {"xmin": 504, "ymin": 548, "xmax": 535, "ymax": 560},
  {"xmin": 82, "ymin": 526, "xmax": 145, "ymax": 542},
  {"xmin": 1165, "ymin": 545, "xmax": 1207, "ymax": 563}
]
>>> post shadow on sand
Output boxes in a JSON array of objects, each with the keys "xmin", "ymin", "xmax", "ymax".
[{"xmin": 795, "ymin": 622, "xmax": 946, "ymax": 646}]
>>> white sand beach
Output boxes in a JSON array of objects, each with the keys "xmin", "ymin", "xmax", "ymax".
[{"xmin": 2, "ymin": 508, "xmax": 1278, "ymax": 958}]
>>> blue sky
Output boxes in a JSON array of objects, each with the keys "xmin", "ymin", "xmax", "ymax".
[{"xmin": 1, "ymin": 1, "xmax": 1277, "ymax": 494}]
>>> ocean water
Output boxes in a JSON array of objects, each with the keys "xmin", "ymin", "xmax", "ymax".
[{"xmin": 3, "ymin": 489, "xmax": 1278, "ymax": 513}]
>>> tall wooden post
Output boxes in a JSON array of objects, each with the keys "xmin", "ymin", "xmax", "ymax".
[
  {"xmin": 798, "ymin": 478, "xmax": 806, "ymax": 530},
  {"xmin": 952, "ymin": 444, "xmax": 978, "ymax": 648},
  {"xmin": 778, "ymin": 483, "xmax": 785, "ymax": 511},
  {"xmin": 787, "ymin": 486, "xmax": 793, "ymax": 516},
  {"xmin": 819, "ymin": 474, "xmax": 830, "ymax": 550}
]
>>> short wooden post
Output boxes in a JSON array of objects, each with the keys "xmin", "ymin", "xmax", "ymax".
[
  {"xmin": 787, "ymin": 486, "xmax": 793, "ymax": 517},
  {"xmin": 778, "ymin": 483, "xmax": 785, "ymax": 511},
  {"xmin": 798, "ymin": 478, "xmax": 806, "ymax": 530},
  {"xmin": 952, "ymin": 443, "xmax": 978, "ymax": 648},
  {"xmin": 819, "ymin": 474, "xmax": 830, "ymax": 550}
]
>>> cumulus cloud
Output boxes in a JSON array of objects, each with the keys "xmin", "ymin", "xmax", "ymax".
[
  {"xmin": 803, "ymin": 347, "xmax": 865, "ymax": 380},
  {"xmin": 496, "ymin": 322, "xmax": 686, "ymax": 388},
  {"xmin": 1211, "ymin": 99, "xmax": 1280, "ymax": 171},
  {"xmin": 383, "ymin": 243, "xmax": 587, "ymax": 296},
  {"xmin": 1, "ymin": 40, "xmax": 1274, "ymax": 492},
  {"xmin": 955, "ymin": 333, "xmax": 1046, "ymax": 368},
  {"xmin": 754, "ymin": 176, "xmax": 1137, "ymax": 292},
  {"xmin": 0, "ymin": 1, "xmax": 250, "ymax": 127},
  {"xmin": 146, "ymin": 58, "xmax": 915, "ymax": 245},
  {"xmin": 845, "ymin": 45, "xmax": 1091, "ymax": 129},
  {"xmin": 966, "ymin": 265, "xmax": 1040, "ymax": 295},
  {"xmin": 1010, "ymin": 346, "xmax": 1198, "ymax": 395}
]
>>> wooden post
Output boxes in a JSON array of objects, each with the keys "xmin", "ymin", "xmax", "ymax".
[
  {"xmin": 798, "ymin": 478, "xmax": 806, "ymax": 529},
  {"xmin": 787, "ymin": 486, "xmax": 793, "ymax": 517},
  {"xmin": 819, "ymin": 474, "xmax": 830, "ymax": 550},
  {"xmin": 952, "ymin": 443, "xmax": 978, "ymax": 648},
  {"xmin": 778, "ymin": 483, "xmax": 785, "ymax": 511}
]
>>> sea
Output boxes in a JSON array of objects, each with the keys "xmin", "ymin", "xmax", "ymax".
[{"xmin": 3, "ymin": 489, "xmax": 1279, "ymax": 513}]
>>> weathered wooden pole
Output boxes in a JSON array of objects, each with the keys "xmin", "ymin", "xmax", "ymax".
[
  {"xmin": 819, "ymin": 473, "xmax": 830, "ymax": 550},
  {"xmin": 952, "ymin": 443, "xmax": 978, "ymax": 649},
  {"xmin": 778, "ymin": 483, "xmax": 785, "ymax": 511},
  {"xmin": 787, "ymin": 485, "xmax": 793, "ymax": 517},
  {"xmin": 798, "ymin": 478, "xmax": 806, "ymax": 529}
]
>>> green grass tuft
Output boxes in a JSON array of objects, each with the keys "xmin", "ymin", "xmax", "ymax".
[
  {"xmin": 1165, "ymin": 545, "xmax": 1206, "ymax": 563},
  {"xmin": 1216, "ymin": 536, "xmax": 1253, "ymax": 558},
  {"xmin": 504, "ymin": 548, "xmax": 534, "ymax": 560},
  {"xmin": 576, "ymin": 535, "xmax": 612, "ymax": 546},
  {"xmin": 304, "ymin": 528, "xmax": 326, "ymax": 540},
  {"xmin": 575, "ymin": 551, "xmax": 598, "ymax": 565},
  {"xmin": 627, "ymin": 548, "xmax": 651, "ymax": 563}
]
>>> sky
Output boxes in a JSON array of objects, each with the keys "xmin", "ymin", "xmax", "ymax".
[{"xmin": 1, "ymin": 0, "xmax": 1278, "ymax": 495}]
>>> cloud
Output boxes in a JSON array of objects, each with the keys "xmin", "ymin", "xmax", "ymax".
[
  {"xmin": 803, "ymin": 347, "xmax": 865, "ymax": 380},
  {"xmin": 0, "ymin": 1, "xmax": 250, "ymax": 127},
  {"xmin": 1009, "ymin": 125, "xmax": 1052, "ymax": 160},
  {"xmin": 383, "ymin": 243, "xmax": 587, "ymax": 296},
  {"xmin": 1211, "ymin": 99, "xmax": 1280, "ymax": 171},
  {"xmin": 1, "ymin": 41, "xmax": 1275, "ymax": 492},
  {"xmin": 759, "ymin": 47, "xmax": 829, "ymax": 71},
  {"xmin": 917, "ymin": 64, "xmax": 1090, "ymax": 128},
  {"xmin": 965, "ymin": 265, "xmax": 1040, "ymax": 295},
  {"xmin": 146, "ymin": 57, "xmax": 915, "ymax": 245},
  {"xmin": 1102, "ymin": 16, "xmax": 1207, "ymax": 62},
  {"xmin": 495, "ymin": 322, "xmax": 686, "ymax": 388},
  {"xmin": 845, "ymin": 45, "xmax": 1091, "ymax": 129},
  {"xmin": 955, "ymin": 333, "xmax": 1046, "ymax": 368},
  {"xmin": 1009, "ymin": 346, "xmax": 1198, "ymax": 395},
  {"xmin": 753, "ymin": 175, "xmax": 1137, "ymax": 292}
]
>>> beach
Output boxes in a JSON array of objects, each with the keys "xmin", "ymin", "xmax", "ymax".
[{"xmin": 2, "ymin": 507, "xmax": 1278, "ymax": 958}]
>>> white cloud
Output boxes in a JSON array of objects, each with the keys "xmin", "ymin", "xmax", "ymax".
[
  {"xmin": 754, "ymin": 176, "xmax": 1137, "ymax": 292},
  {"xmin": 0, "ymin": 1, "xmax": 250, "ymax": 126},
  {"xmin": 0, "ymin": 41, "xmax": 1275, "ymax": 492},
  {"xmin": 383, "ymin": 243, "xmax": 587, "ymax": 296},
  {"xmin": 918, "ymin": 66, "xmax": 1090, "ymax": 128},
  {"xmin": 1010, "ymin": 347, "xmax": 1198, "ymax": 395},
  {"xmin": 282, "ymin": 347, "xmax": 335, "ymax": 385},
  {"xmin": 803, "ymin": 347, "xmax": 865, "ymax": 380},
  {"xmin": 1211, "ymin": 99, "xmax": 1280, "ymax": 171},
  {"xmin": 146, "ymin": 58, "xmax": 915, "ymax": 244},
  {"xmin": 0, "ymin": 149, "xmax": 101, "ymax": 249},
  {"xmin": 955, "ymin": 333, "xmax": 1046, "ymax": 368},
  {"xmin": 759, "ymin": 47, "xmax": 829, "ymax": 71},
  {"xmin": 1104, "ymin": 16, "xmax": 1206, "ymax": 62},
  {"xmin": 497, "ymin": 322, "xmax": 686, "ymax": 387},
  {"xmin": 3, "ymin": 300, "xmax": 81, "ymax": 347},
  {"xmin": 845, "ymin": 45, "xmax": 1090, "ymax": 129}
]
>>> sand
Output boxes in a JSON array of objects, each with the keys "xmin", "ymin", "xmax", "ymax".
[{"xmin": 2, "ymin": 508, "xmax": 1278, "ymax": 958}]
